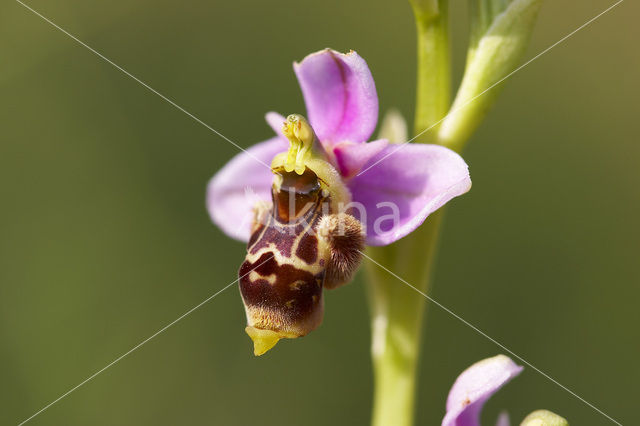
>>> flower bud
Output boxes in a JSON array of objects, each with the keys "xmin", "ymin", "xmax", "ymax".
[{"xmin": 521, "ymin": 409, "xmax": 569, "ymax": 426}]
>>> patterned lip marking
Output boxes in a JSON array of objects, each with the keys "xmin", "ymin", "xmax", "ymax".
[
  {"xmin": 296, "ymin": 233, "xmax": 318, "ymax": 264},
  {"xmin": 249, "ymin": 225, "xmax": 295, "ymax": 258},
  {"xmin": 240, "ymin": 164, "xmax": 364, "ymax": 355},
  {"xmin": 239, "ymin": 252, "xmax": 323, "ymax": 322},
  {"xmin": 249, "ymin": 270, "xmax": 276, "ymax": 285},
  {"xmin": 247, "ymin": 222, "xmax": 265, "ymax": 247},
  {"xmin": 240, "ymin": 167, "xmax": 331, "ymax": 336}
]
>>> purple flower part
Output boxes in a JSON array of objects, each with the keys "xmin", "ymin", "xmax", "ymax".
[
  {"xmin": 265, "ymin": 111, "xmax": 286, "ymax": 138},
  {"xmin": 206, "ymin": 136, "xmax": 287, "ymax": 241},
  {"xmin": 332, "ymin": 139, "xmax": 388, "ymax": 178},
  {"xmin": 206, "ymin": 48, "xmax": 472, "ymax": 247},
  {"xmin": 345, "ymin": 142, "xmax": 471, "ymax": 246},
  {"xmin": 294, "ymin": 49, "xmax": 378, "ymax": 145},
  {"xmin": 442, "ymin": 355, "xmax": 523, "ymax": 426}
]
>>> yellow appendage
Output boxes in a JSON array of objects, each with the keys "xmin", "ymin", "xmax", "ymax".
[
  {"xmin": 282, "ymin": 114, "xmax": 315, "ymax": 175},
  {"xmin": 245, "ymin": 326, "xmax": 297, "ymax": 356}
]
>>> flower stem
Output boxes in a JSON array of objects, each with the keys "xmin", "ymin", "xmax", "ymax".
[
  {"xmin": 367, "ymin": 211, "xmax": 445, "ymax": 426},
  {"xmin": 412, "ymin": 0, "xmax": 450, "ymax": 143},
  {"xmin": 366, "ymin": 2, "xmax": 451, "ymax": 425}
]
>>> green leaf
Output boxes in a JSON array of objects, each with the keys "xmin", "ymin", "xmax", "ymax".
[
  {"xmin": 520, "ymin": 409, "xmax": 569, "ymax": 426},
  {"xmin": 438, "ymin": 0, "xmax": 543, "ymax": 151}
]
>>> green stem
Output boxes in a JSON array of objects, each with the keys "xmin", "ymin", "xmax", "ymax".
[
  {"xmin": 412, "ymin": 0, "xmax": 450, "ymax": 143},
  {"xmin": 366, "ymin": 3, "xmax": 450, "ymax": 425},
  {"xmin": 367, "ymin": 211, "xmax": 445, "ymax": 426},
  {"xmin": 366, "ymin": 0, "xmax": 542, "ymax": 422}
]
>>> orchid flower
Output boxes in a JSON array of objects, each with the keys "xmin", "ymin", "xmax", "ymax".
[
  {"xmin": 206, "ymin": 48, "xmax": 471, "ymax": 355},
  {"xmin": 443, "ymin": 355, "xmax": 568, "ymax": 426}
]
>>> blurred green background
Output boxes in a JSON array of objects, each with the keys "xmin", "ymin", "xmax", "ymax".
[{"xmin": 1, "ymin": 0, "xmax": 637, "ymax": 424}]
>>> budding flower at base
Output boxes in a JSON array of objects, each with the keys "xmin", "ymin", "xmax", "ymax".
[{"xmin": 442, "ymin": 355, "xmax": 569, "ymax": 426}]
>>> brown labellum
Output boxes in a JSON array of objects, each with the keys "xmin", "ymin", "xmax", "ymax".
[{"xmin": 239, "ymin": 167, "xmax": 364, "ymax": 355}]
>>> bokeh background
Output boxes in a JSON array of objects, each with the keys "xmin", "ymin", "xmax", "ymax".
[{"xmin": 1, "ymin": 0, "xmax": 638, "ymax": 424}]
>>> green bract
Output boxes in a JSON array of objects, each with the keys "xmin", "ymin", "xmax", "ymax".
[{"xmin": 438, "ymin": 0, "xmax": 543, "ymax": 150}]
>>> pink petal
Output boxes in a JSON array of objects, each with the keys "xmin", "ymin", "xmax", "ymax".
[
  {"xmin": 206, "ymin": 137, "xmax": 287, "ymax": 241},
  {"xmin": 332, "ymin": 139, "xmax": 388, "ymax": 178},
  {"xmin": 347, "ymin": 143, "xmax": 471, "ymax": 246},
  {"xmin": 265, "ymin": 111, "xmax": 286, "ymax": 138},
  {"xmin": 442, "ymin": 355, "xmax": 523, "ymax": 426},
  {"xmin": 294, "ymin": 49, "xmax": 378, "ymax": 145}
]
